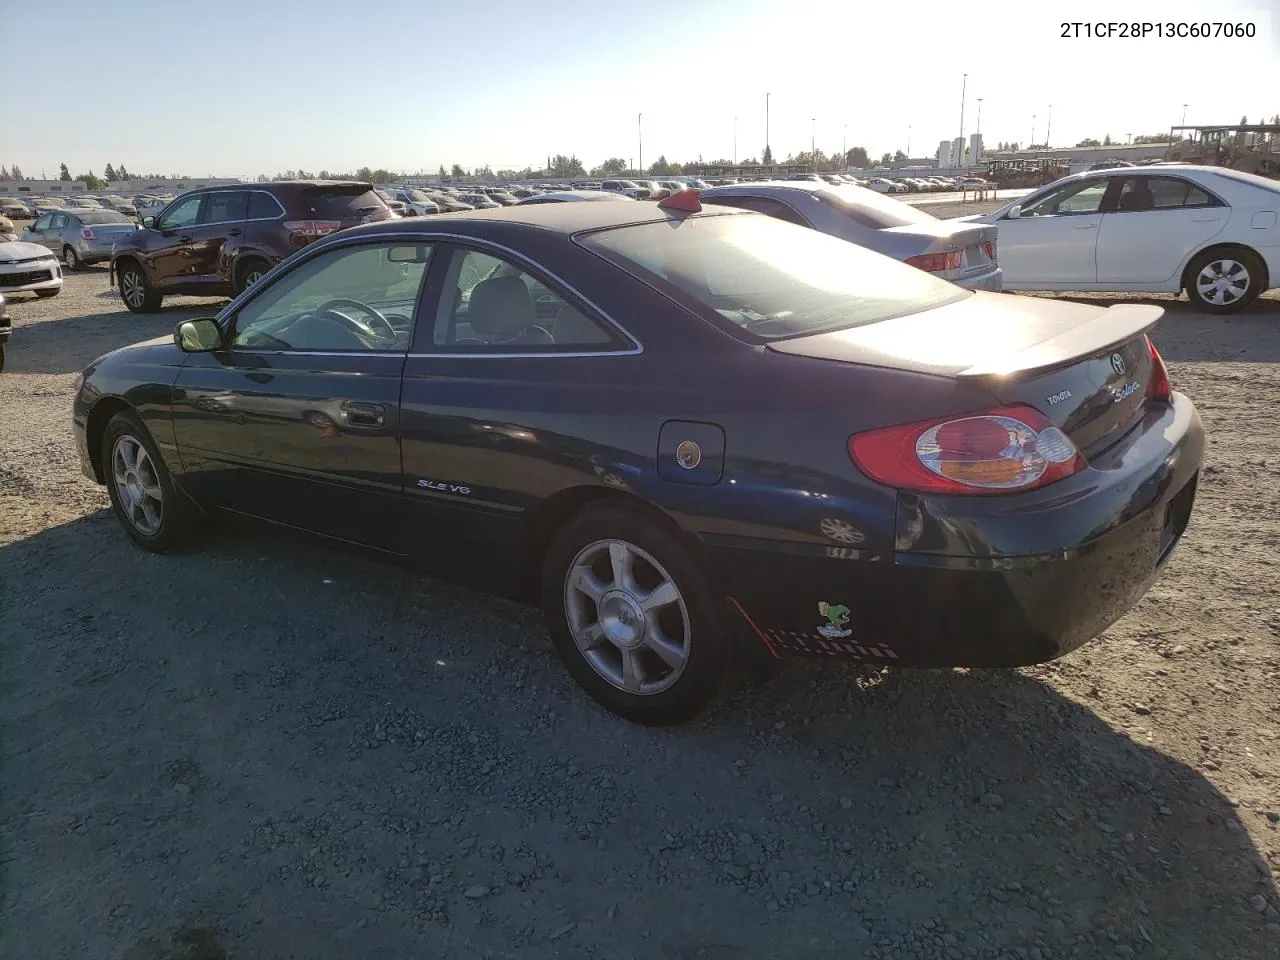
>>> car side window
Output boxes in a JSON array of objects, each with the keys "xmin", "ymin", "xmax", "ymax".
[
  {"xmin": 716, "ymin": 196, "xmax": 810, "ymax": 227},
  {"xmin": 431, "ymin": 247, "xmax": 617, "ymax": 350},
  {"xmin": 201, "ymin": 191, "xmax": 248, "ymax": 224},
  {"xmin": 231, "ymin": 242, "xmax": 432, "ymax": 352},
  {"xmin": 157, "ymin": 194, "xmax": 204, "ymax": 231},
  {"xmin": 32, "ymin": 214, "xmax": 53, "ymax": 231},
  {"xmin": 1018, "ymin": 179, "xmax": 1108, "ymax": 217},
  {"xmin": 50, "ymin": 214, "xmax": 69, "ymax": 230},
  {"xmin": 247, "ymin": 191, "xmax": 282, "ymax": 220},
  {"xmin": 1116, "ymin": 176, "xmax": 1218, "ymax": 211}
]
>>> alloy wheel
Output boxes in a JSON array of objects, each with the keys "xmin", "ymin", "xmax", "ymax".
[
  {"xmin": 1195, "ymin": 258, "xmax": 1250, "ymax": 306},
  {"xmin": 563, "ymin": 539, "xmax": 691, "ymax": 695},
  {"xmin": 111, "ymin": 436, "xmax": 163, "ymax": 536},
  {"xmin": 63, "ymin": 247, "xmax": 79, "ymax": 269},
  {"xmin": 120, "ymin": 269, "xmax": 145, "ymax": 308},
  {"xmin": 243, "ymin": 269, "xmax": 264, "ymax": 288}
]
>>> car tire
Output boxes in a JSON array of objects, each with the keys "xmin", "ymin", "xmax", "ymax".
[
  {"xmin": 34, "ymin": 288, "xmax": 60, "ymax": 298},
  {"xmin": 101, "ymin": 410, "xmax": 202, "ymax": 553},
  {"xmin": 0, "ymin": 344, "xmax": 5, "ymax": 373},
  {"xmin": 540, "ymin": 503, "xmax": 729, "ymax": 725},
  {"xmin": 118, "ymin": 261, "xmax": 162, "ymax": 313},
  {"xmin": 1185, "ymin": 247, "xmax": 1265, "ymax": 314},
  {"xmin": 235, "ymin": 258, "xmax": 269, "ymax": 296},
  {"xmin": 63, "ymin": 246, "xmax": 82, "ymax": 271}
]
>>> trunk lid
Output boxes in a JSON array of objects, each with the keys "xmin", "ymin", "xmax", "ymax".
[
  {"xmin": 883, "ymin": 219, "xmax": 998, "ymax": 282},
  {"xmin": 766, "ymin": 292, "xmax": 1161, "ymax": 457}
]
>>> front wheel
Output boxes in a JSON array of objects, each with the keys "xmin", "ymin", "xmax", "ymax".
[
  {"xmin": 63, "ymin": 246, "xmax": 81, "ymax": 270},
  {"xmin": 540, "ymin": 504, "xmax": 729, "ymax": 725},
  {"xmin": 101, "ymin": 411, "xmax": 203, "ymax": 553},
  {"xmin": 117, "ymin": 262, "xmax": 162, "ymax": 313},
  {"xmin": 34, "ymin": 288, "xmax": 60, "ymax": 298},
  {"xmin": 1185, "ymin": 248, "xmax": 1264, "ymax": 314}
]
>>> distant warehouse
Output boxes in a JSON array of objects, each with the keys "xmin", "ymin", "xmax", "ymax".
[{"xmin": 0, "ymin": 177, "xmax": 242, "ymax": 195}]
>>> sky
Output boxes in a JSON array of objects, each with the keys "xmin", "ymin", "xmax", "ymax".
[{"xmin": 4, "ymin": 0, "xmax": 1277, "ymax": 179}]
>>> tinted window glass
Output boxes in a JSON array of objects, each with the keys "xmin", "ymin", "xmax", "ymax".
[
  {"xmin": 78, "ymin": 210, "xmax": 132, "ymax": 225},
  {"xmin": 158, "ymin": 194, "xmax": 203, "ymax": 230},
  {"xmin": 432, "ymin": 248, "xmax": 615, "ymax": 348},
  {"xmin": 297, "ymin": 187, "xmax": 388, "ymax": 220},
  {"xmin": 201, "ymin": 191, "xmax": 248, "ymax": 223},
  {"xmin": 817, "ymin": 185, "xmax": 939, "ymax": 227},
  {"xmin": 248, "ymin": 191, "xmax": 282, "ymax": 219},
  {"xmin": 232, "ymin": 243, "xmax": 432, "ymax": 352},
  {"xmin": 580, "ymin": 214, "xmax": 967, "ymax": 341}
]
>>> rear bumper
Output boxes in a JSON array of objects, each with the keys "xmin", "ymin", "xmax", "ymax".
[
  {"xmin": 714, "ymin": 394, "xmax": 1203, "ymax": 666},
  {"xmin": 956, "ymin": 266, "xmax": 1003, "ymax": 291}
]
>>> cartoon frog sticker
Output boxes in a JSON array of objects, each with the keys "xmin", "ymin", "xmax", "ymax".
[{"xmin": 817, "ymin": 601, "xmax": 853, "ymax": 639}]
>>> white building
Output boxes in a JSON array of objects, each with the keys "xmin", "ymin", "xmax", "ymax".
[
  {"xmin": 952, "ymin": 137, "xmax": 966, "ymax": 165},
  {"xmin": 0, "ymin": 179, "xmax": 86, "ymax": 195},
  {"xmin": 969, "ymin": 133, "xmax": 984, "ymax": 163},
  {"xmin": 936, "ymin": 140, "xmax": 954, "ymax": 167},
  {"xmin": 0, "ymin": 177, "xmax": 241, "ymax": 197}
]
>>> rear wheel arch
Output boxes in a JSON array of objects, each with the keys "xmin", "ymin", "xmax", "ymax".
[
  {"xmin": 522, "ymin": 485, "xmax": 711, "ymax": 596},
  {"xmin": 1180, "ymin": 242, "xmax": 1269, "ymax": 293},
  {"xmin": 85, "ymin": 397, "xmax": 135, "ymax": 483}
]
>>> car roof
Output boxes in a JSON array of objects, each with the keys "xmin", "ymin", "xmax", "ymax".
[
  {"xmin": 702, "ymin": 180, "xmax": 828, "ymax": 195},
  {"xmin": 340, "ymin": 198, "xmax": 748, "ymax": 241}
]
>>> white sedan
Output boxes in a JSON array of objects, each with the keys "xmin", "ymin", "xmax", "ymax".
[
  {"xmin": 0, "ymin": 241, "xmax": 62, "ymax": 299},
  {"xmin": 956, "ymin": 164, "xmax": 1280, "ymax": 313}
]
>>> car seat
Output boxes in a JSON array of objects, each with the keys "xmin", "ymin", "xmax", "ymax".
[{"xmin": 466, "ymin": 276, "xmax": 553, "ymax": 345}]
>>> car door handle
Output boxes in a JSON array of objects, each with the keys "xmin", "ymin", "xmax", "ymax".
[
  {"xmin": 345, "ymin": 402, "xmax": 386, "ymax": 427},
  {"xmin": 228, "ymin": 228, "xmax": 242, "ymax": 236},
  {"xmin": 1071, "ymin": 223, "xmax": 1097, "ymax": 230},
  {"xmin": 1191, "ymin": 216, "xmax": 1220, "ymax": 222}
]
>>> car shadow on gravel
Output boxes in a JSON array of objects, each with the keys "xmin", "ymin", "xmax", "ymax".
[
  {"xmin": 2, "ymin": 515, "xmax": 1277, "ymax": 959},
  {"xmin": 4, "ymin": 304, "xmax": 227, "ymax": 375}
]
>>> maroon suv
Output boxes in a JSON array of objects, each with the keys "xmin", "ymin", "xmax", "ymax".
[{"xmin": 110, "ymin": 181, "xmax": 394, "ymax": 313}]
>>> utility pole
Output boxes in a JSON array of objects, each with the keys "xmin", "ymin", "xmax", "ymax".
[
  {"xmin": 733, "ymin": 116, "xmax": 737, "ymax": 165},
  {"xmin": 1045, "ymin": 104, "xmax": 1052, "ymax": 158},
  {"xmin": 907, "ymin": 125, "xmax": 912, "ymax": 156},
  {"xmin": 637, "ymin": 113, "xmax": 643, "ymax": 177},
  {"xmin": 765, "ymin": 93, "xmax": 771, "ymax": 166},
  {"xmin": 958, "ymin": 73, "xmax": 967, "ymax": 154},
  {"xmin": 811, "ymin": 117, "xmax": 816, "ymax": 172},
  {"xmin": 842, "ymin": 124, "xmax": 847, "ymax": 166},
  {"xmin": 1181, "ymin": 103, "xmax": 1188, "ymax": 126},
  {"xmin": 1030, "ymin": 115, "xmax": 1036, "ymax": 150}
]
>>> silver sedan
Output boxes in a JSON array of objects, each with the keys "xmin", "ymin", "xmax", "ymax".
[
  {"xmin": 699, "ymin": 181, "xmax": 1002, "ymax": 290},
  {"xmin": 22, "ymin": 208, "xmax": 139, "ymax": 270}
]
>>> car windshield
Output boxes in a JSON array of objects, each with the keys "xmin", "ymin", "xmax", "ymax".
[
  {"xmin": 580, "ymin": 212, "xmax": 968, "ymax": 340},
  {"xmin": 816, "ymin": 185, "xmax": 939, "ymax": 228},
  {"xmin": 78, "ymin": 210, "xmax": 133, "ymax": 225},
  {"xmin": 405, "ymin": 189, "xmax": 432, "ymax": 202}
]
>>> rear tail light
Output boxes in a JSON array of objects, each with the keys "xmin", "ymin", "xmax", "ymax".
[
  {"xmin": 904, "ymin": 250, "xmax": 963, "ymax": 274},
  {"xmin": 81, "ymin": 228, "xmax": 95, "ymax": 240},
  {"xmin": 283, "ymin": 220, "xmax": 342, "ymax": 239},
  {"xmin": 848, "ymin": 405, "xmax": 1086, "ymax": 495},
  {"xmin": 983, "ymin": 240, "xmax": 997, "ymax": 263},
  {"xmin": 1146, "ymin": 335, "xmax": 1171, "ymax": 402}
]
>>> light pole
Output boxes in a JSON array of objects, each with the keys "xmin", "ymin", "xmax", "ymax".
[
  {"xmin": 1181, "ymin": 103, "xmax": 1188, "ymax": 126},
  {"xmin": 1126, "ymin": 132, "xmax": 1133, "ymax": 145},
  {"xmin": 1045, "ymin": 104, "xmax": 1052, "ymax": 156},
  {"xmin": 976, "ymin": 98, "xmax": 983, "ymax": 143},
  {"xmin": 733, "ymin": 116, "xmax": 738, "ymax": 166},
  {"xmin": 765, "ymin": 93, "xmax": 771, "ymax": 166},
  {"xmin": 637, "ymin": 113, "xmax": 643, "ymax": 177},
  {"xmin": 907, "ymin": 125, "xmax": 912, "ymax": 156},
  {"xmin": 958, "ymin": 73, "xmax": 967, "ymax": 153},
  {"xmin": 1030, "ymin": 114, "xmax": 1036, "ymax": 150},
  {"xmin": 811, "ymin": 117, "xmax": 816, "ymax": 172},
  {"xmin": 842, "ymin": 124, "xmax": 847, "ymax": 166}
]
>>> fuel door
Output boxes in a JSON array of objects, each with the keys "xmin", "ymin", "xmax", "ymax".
[{"xmin": 657, "ymin": 420, "xmax": 725, "ymax": 486}]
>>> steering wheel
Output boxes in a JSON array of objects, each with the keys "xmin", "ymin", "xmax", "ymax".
[{"xmin": 315, "ymin": 298, "xmax": 397, "ymax": 342}]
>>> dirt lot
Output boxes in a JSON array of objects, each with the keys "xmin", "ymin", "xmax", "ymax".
[{"xmin": 2, "ymin": 262, "xmax": 1279, "ymax": 960}]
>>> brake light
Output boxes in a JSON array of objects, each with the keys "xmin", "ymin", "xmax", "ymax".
[
  {"xmin": 283, "ymin": 220, "xmax": 342, "ymax": 239},
  {"xmin": 81, "ymin": 228, "xmax": 94, "ymax": 240},
  {"xmin": 1146, "ymin": 335, "xmax": 1171, "ymax": 402},
  {"xmin": 658, "ymin": 189, "xmax": 701, "ymax": 213},
  {"xmin": 983, "ymin": 240, "xmax": 997, "ymax": 263},
  {"xmin": 904, "ymin": 250, "xmax": 963, "ymax": 274},
  {"xmin": 848, "ymin": 405, "xmax": 1085, "ymax": 495}
]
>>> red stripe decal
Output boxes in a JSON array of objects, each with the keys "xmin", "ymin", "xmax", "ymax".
[{"xmin": 726, "ymin": 597, "xmax": 783, "ymax": 660}]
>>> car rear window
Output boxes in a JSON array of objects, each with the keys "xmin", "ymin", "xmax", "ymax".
[
  {"xmin": 78, "ymin": 210, "xmax": 132, "ymax": 224},
  {"xmin": 295, "ymin": 187, "xmax": 389, "ymax": 220},
  {"xmin": 579, "ymin": 212, "xmax": 969, "ymax": 341},
  {"xmin": 814, "ymin": 185, "xmax": 940, "ymax": 229}
]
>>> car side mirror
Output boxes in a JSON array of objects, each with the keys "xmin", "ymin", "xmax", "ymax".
[
  {"xmin": 141, "ymin": 215, "xmax": 157, "ymax": 229},
  {"xmin": 174, "ymin": 318, "xmax": 224, "ymax": 352},
  {"xmin": 1006, "ymin": 205, "xmax": 1022, "ymax": 220}
]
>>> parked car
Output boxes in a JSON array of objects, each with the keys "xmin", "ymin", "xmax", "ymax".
[
  {"xmin": 514, "ymin": 190, "xmax": 635, "ymax": 204},
  {"xmin": 425, "ymin": 193, "xmax": 475, "ymax": 213},
  {"xmin": 0, "ymin": 240, "xmax": 62, "ymax": 299},
  {"xmin": 99, "ymin": 196, "xmax": 139, "ymax": 218},
  {"xmin": 486, "ymin": 191, "xmax": 521, "ymax": 206},
  {"xmin": 954, "ymin": 164, "xmax": 1280, "ymax": 312},
  {"xmin": 379, "ymin": 187, "xmax": 440, "ymax": 216},
  {"xmin": 374, "ymin": 191, "xmax": 409, "ymax": 216},
  {"xmin": 656, "ymin": 180, "xmax": 688, "ymax": 195},
  {"xmin": 0, "ymin": 291, "xmax": 9, "ymax": 372},
  {"xmin": 74, "ymin": 195, "xmax": 1202, "ymax": 723},
  {"xmin": 0, "ymin": 215, "xmax": 16, "ymax": 242},
  {"xmin": 0, "ymin": 198, "xmax": 32, "ymax": 220},
  {"xmin": 601, "ymin": 180, "xmax": 651, "ymax": 200},
  {"xmin": 23, "ymin": 208, "xmax": 139, "ymax": 270},
  {"xmin": 455, "ymin": 193, "xmax": 501, "ymax": 209},
  {"xmin": 700, "ymin": 181, "xmax": 1001, "ymax": 290},
  {"xmin": 109, "ymin": 180, "xmax": 395, "ymax": 312},
  {"xmin": 65, "ymin": 197, "xmax": 103, "ymax": 209}
]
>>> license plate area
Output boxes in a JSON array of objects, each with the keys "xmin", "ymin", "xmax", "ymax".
[{"xmin": 1157, "ymin": 473, "xmax": 1197, "ymax": 566}]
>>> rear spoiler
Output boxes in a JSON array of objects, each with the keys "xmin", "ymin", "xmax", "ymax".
[{"xmin": 956, "ymin": 304, "xmax": 1163, "ymax": 380}]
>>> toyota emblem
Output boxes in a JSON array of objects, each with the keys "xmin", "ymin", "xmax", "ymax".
[{"xmin": 1110, "ymin": 353, "xmax": 1126, "ymax": 376}]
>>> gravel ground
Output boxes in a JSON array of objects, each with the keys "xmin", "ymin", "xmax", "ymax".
[{"xmin": 2, "ymin": 259, "xmax": 1279, "ymax": 960}]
